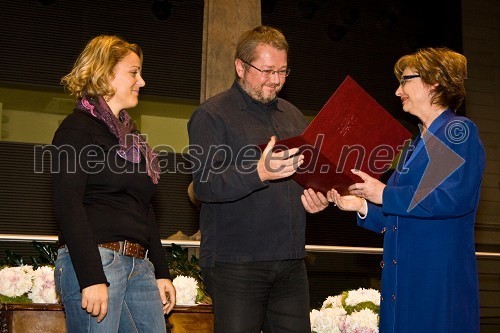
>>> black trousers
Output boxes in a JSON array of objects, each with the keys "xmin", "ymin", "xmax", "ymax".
[{"xmin": 202, "ymin": 259, "xmax": 311, "ymax": 333}]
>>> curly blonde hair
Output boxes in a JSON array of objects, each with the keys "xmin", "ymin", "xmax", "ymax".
[
  {"xmin": 394, "ymin": 47, "xmax": 467, "ymax": 111},
  {"xmin": 61, "ymin": 35, "xmax": 143, "ymax": 99}
]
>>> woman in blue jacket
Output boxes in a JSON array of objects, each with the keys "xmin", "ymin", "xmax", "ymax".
[{"xmin": 328, "ymin": 47, "xmax": 485, "ymax": 333}]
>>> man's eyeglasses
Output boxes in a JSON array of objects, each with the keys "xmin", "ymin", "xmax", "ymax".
[
  {"xmin": 399, "ymin": 74, "xmax": 421, "ymax": 86},
  {"xmin": 240, "ymin": 59, "xmax": 291, "ymax": 78}
]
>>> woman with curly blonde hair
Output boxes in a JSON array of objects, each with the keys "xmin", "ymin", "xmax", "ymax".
[{"xmin": 52, "ymin": 35, "xmax": 175, "ymax": 333}]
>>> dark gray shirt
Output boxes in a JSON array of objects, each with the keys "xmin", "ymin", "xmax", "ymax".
[{"xmin": 188, "ymin": 81, "xmax": 309, "ymax": 267}]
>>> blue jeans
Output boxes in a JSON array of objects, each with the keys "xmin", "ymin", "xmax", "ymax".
[
  {"xmin": 55, "ymin": 246, "xmax": 166, "ymax": 333},
  {"xmin": 202, "ymin": 259, "xmax": 310, "ymax": 333}
]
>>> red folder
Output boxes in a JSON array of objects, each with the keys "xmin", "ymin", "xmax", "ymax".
[{"xmin": 263, "ymin": 76, "xmax": 411, "ymax": 195}]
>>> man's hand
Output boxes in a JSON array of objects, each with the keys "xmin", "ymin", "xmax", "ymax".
[
  {"xmin": 301, "ymin": 189, "xmax": 329, "ymax": 213},
  {"xmin": 257, "ymin": 136, "xmax": 304, "ymax": 182},
  {"xmin": 81, "ymin": 283, "xmax": 109, "ymax": 323}
]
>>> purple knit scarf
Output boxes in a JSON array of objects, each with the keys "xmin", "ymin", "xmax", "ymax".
[{"xmin": 76, "ymin": 95, "xmax": 160, "ymax": 184}]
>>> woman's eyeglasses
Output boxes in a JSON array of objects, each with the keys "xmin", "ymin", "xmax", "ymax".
[{"xmin": 399, "ymin": 74, "xmax": 421, "ymax": 86}]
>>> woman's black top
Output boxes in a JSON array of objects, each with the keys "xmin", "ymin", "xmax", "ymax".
[{"xmin": 51, "ymin": 110, "xmax": 170, "ymax": 290}]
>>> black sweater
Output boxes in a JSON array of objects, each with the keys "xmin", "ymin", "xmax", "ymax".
[{"xmin": 51, "ymin": 110, "xmax": 170, "ymax": 289}]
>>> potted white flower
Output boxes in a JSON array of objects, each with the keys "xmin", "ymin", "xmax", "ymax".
[
  {"xmin": 172, "ymin": 275, "xmax": 199, "ymax": 306},
  {"xmin": 0, "ymin": 242, "xmax": 58, "ymax": 304},
  {"xmin": 310, "ymin": 287, "xmax": 380, "ymax": 333},
  {"xmin": 0, "ymin": 265, "xmax": 58, "ymax": 304}
]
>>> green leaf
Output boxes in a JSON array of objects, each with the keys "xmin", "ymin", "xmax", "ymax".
[
  {"xmin": 0, "ymin": 293, "xmax": 32, "ymax": 304},
  {"xmin": 30, "ymin": 256, "xmax": 41, "ymax": 270},
  {"xmin": 344, "ymin": 301, "xmax": 380, "ymax": 315},
  {"xmin": 32, "ymin": 241, "xmax": 57, "ymax": 266},
  {"xmin": 195, "ymin": 287, "xmax": 212, "ymax": 305},
  {"xmin": 4, "ymin": 250, "xmax": 24, "ymax": 266},
  {"xmin": 340, "ymin": 291, "xmax": 349, "ymax": 307},
  {"xmin": 2, "ymin": 241, "xmax": 57, "ymax": 268}
]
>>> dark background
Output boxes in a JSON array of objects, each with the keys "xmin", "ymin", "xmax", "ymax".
[
  {"xmin": 0, "ymin": 0, "xmax": 462, "ymax": 120},
  {"xmin": 0, "ymin": 0, "xmax": 464, "ymax": 310}
]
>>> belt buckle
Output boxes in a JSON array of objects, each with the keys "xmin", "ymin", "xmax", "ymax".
[
  {"xmin": 122, "ymin": 240, "xmax": 133, "ymax": 257},
  {"xmin": 122, "ymin": 240, "xmax": 147, "ymax": 259}
]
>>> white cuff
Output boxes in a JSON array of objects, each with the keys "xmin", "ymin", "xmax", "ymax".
[{"xmin": 357, "ymin": 198, "xmax": 368, "ymax": 219}]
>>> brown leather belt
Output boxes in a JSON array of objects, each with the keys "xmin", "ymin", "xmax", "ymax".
[
  {"xmin": 98, "ymin": 241, "xmax": 148, "ymax": 260},
  {"xmin": 59, "ymin": 240, "xmax": 148, "ymax": 259}
]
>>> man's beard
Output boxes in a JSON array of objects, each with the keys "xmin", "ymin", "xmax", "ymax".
[{"xmin": 240, "ymin": 78, "xmax": 283, "ymax": 104}]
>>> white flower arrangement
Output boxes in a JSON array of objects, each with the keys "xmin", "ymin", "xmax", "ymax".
[
  {"xmin": 172, "ymin": 275, "xmax": 199, "ymax": 305},
  {"xmin": 0, "ymin": 266, "xmax": 34, "ymax": 297},
  {"xmin": 0, "ymin": 265, "xmax": 58, "ymax": 304},
  {"xmin": 344, "ymin": 308, "xmax": 379, "ymax": 333},
  {"xmin": 344, "ymin": 288, "xmax": 380, "ymax": 308},
  {"xmin": 29, "ymin": 266, "xmax": 59, "ymax": 303},
  {"xmin": 310, "ymin": 288, "xmax": 380, "ymax": 333}
]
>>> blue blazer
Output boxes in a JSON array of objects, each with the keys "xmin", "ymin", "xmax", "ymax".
[{"xmin": 358, "ymin": 110, "xmax": 485, "ymax": 333}]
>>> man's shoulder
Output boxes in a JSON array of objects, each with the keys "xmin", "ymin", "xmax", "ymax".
[
  {"xmin": 193, "ymin": 87, "xmax": 241, "ymax": 119},
  {"xmin": 202, "ymin": 87, "xmax": 238, "ymax": 107},
  {"xmin": 276, "ymin": 97, "xmax": 301, "ymax": 113}
]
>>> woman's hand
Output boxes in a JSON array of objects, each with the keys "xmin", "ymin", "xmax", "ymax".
[
  {"xmin": 81, "ymin": 283, "xmax": 109, "ymax": 322},
  {"xmin": 347, "ymin": 169, "xmax": 385, "ymax": 204},
  {"xmin": 157, "ymin": 278, "xmax": 176, "ymax": 314},
  {"xmin": 327, "ymin": 189, "xmax": 367, "ymax": 215}
]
